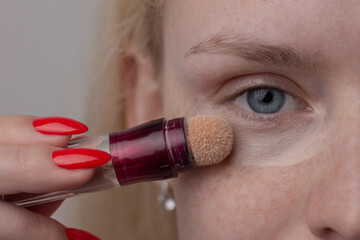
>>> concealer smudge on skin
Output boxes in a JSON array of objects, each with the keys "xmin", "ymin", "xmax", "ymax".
[{"xmin": 182, "ymin": 102, "xmax": 322, "ymax": 168}]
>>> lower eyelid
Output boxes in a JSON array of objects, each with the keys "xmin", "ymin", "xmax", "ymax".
[
  {"xmin": 221, "ymin": 104, "xmax": 313, "ymax": 132},
  {"xmin": 222, "ymin": 102, "xmax": 285, "ymax": 122},
  {"xmin": 219, "ymin": 96, "xmax": 312, "ymax": 128}
]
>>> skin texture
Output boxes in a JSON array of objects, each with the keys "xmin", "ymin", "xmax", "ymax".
[{"xmin": 128, "ymin": 0, "xmax": 360, "ymax": 239}]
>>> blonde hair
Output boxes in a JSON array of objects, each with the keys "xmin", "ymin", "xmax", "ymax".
[
  {"xmin": 62, "ymin": 1, "xmax": 177, "ymax": 239},
  {"xmin": 89, "ymin": 0, "xmax": 164, "ymax": 132}
]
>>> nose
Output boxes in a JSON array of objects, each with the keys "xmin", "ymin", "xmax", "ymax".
[{"xmin": 307, "ymin": 121, "xmax": 360, "ymax": 240}]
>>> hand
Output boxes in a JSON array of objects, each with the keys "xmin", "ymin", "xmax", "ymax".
[{"xmin": 0, "ymin": 116, "xmax": 100, "ymax": 240}]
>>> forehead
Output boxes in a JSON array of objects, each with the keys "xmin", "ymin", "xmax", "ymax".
[{"xmin": 163, "ymin": 0, "xmax": 360, "ymax": 58}]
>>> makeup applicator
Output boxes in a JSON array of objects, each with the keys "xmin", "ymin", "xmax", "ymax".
[{"xmin": 6, "ymin": 116, "xmax": 233, "ymax": 207}]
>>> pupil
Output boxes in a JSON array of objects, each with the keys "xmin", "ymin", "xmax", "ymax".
[{"xmin": 262, "ymin": 91, "xmax": 273, "ymax": 103}]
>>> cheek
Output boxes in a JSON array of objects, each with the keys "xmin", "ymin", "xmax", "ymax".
[{"xmin": 173, "ymin": 157, "xmax": 319, "ymax": 240}]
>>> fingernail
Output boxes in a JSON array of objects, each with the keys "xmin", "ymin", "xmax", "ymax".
[
  {"xmin": 52, "ymin": 148, "xmax": 111, "ymax": 169},
  {"xmin": 33, "ymin": 117, "xmax": 88, "ymax": 135},
  {"xmin": 65, "ymin": 228, "xmax": 101, "ymax": 240}
]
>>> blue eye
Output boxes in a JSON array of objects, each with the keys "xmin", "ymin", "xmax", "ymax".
[
  {"xmin": 232, "ymin": 87, "xmax": 305, "ymax": 114},
  {"xmin": 247, "ymin": 88, "xmax": 285, "ymax": 114}
]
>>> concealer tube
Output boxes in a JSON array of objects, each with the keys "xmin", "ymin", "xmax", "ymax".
[{"xmin": 4, "ymin": 118, "xmax": 194, "ymax": 207}]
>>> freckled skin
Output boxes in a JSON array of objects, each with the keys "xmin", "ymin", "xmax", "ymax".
[
  {"xmin": 173, "ymin": 158, "xmax": 313, "ymax": 239},
  {"xmin": 157, "ymin": 0, "xmax": 360, "ymax": 239}
]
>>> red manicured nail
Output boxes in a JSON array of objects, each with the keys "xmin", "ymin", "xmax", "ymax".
[
  {"xmin": 65, "ymin": 228, "xmax": 101, "ymax": 240},
  {"xmin": 52, "ymin": 148, "xmax": 111, "ymax": 169},
  {"xmin": 33, "ymin": 117, "xmax": 88, "ymax": 135}
]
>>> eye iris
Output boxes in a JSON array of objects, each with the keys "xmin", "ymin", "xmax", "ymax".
[{"xmin": 247, "ymin": 88, "xmax": 285, "ymax": 113}]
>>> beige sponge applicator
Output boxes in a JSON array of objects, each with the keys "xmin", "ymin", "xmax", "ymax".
[{"xmin": 187, "ymin": 115, "xmax": 233, "ymax": 167}]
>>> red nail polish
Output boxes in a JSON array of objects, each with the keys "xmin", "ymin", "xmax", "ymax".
[
  {"xmin": 33, "ymin": 117, "xmax": 88, "ymax": 135},
  {"xmin": 65, "ymin": 228, "xmax": 101, "ymax": 240},
  {"xmin": 52, "ymin": 148, "xmax": 111, "ymax": 169}
]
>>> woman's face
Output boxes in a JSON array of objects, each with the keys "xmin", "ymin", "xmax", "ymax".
[{"xmin": 159, "ymin": 0, "xmax": 360, "ymax": 239}]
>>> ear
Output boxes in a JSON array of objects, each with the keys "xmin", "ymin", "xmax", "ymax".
[{"xmin": 122, "ymin": 45, "xmax": 163, "ymax": 127}]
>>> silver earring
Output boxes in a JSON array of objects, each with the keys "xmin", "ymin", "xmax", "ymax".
[{"xmin": 157, "ymin": 181, "xmax": 176, "ymax": 211}]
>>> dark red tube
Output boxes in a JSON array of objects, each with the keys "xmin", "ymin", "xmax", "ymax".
[{"xmin": 109, "ymin": 118, "xmax": 194, "ymax": 185}]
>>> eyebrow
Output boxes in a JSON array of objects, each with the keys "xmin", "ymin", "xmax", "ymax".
[{"xmin": 185, "ymin": 33, "xmax": 320, "ymax": 70}]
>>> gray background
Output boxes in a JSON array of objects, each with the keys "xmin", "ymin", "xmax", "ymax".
[
  {"xmin": 1, "ymin": 0, "xmax": 102, "ymax": 222},
  {"xmin": 0, "ymin": 0, "xmax": 100, "ymax": 118}
]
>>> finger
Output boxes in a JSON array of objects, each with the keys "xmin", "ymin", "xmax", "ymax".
[
  {"xmin": 0, "ymin": 115, "xmax": 88, "ymax": 147},
  {"xmin": 0, "ymin": 144, "xmax": 95, "ymax": 195},
  {"xmin": 26, "ymin": 200, "xmax": 64, "ymax": 216},
  {"xmin": 0, "ymin": 201, "xmax": 68, "ymax": 240}
]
